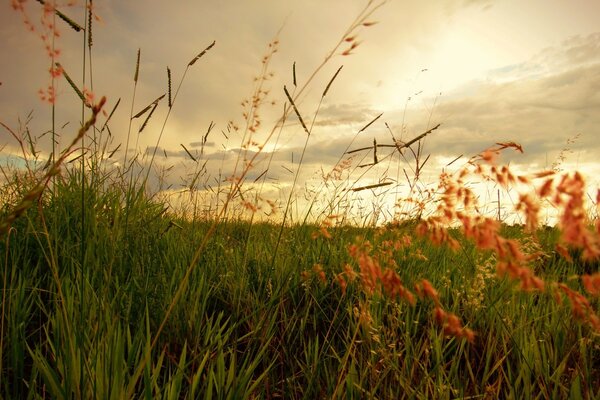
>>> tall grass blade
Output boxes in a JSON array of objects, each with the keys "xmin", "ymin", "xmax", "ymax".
[
  {"xmin": 188, "ymin": 40, "xmax": 216, "ymax": 66},
  {"xmin": 283, "ymin": 85, "xmax": 310, "ymax": 135},
  {"xmin": 56, "ymin": 62, "xmax": 90, "ymax": 107}
]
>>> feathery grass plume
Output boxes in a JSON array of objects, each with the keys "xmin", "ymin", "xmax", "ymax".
[
  {"xmin": 56, "ymin": 62, "xmax": 90, "ymax": 107},
  {"xmin": 553, "ymin": 173, "xmax": 600, "ymax": 260},
  {"xmin": 358, "ymin": 138, "xmax": 381, "ymax": 168},
  {"xmin": 128, "ymin": 4, "xmax": 406, "ymax": 395},
  {"xmin": 344, "ymin": 115, "xmax": 386, "ymax": 157},
  {"xmin": 188, "ymin": 40, "xmax": 216, "ymax": 66},
  {"xmin": 322, "ymin": 65, "xmax": 343, "ymax": 97},
  {"xmin": 0, "ymin": 120, "xmax": 36, "ymax": 176},
  {"xmin": 87, "ymin": 0, "xmax": 93, "ymax": 47},
  {"xmin": 100, "ymin": 97, "xmax": 120, "ymax": 133},
  {"xmin": 201, "ymin": 121, "xmax": 214, "ymax": 156},
  {"xmin": 229, "ymin": 0, "xmax": 389, "ymax": 222},
  {"xmin": 167, "ymin": 67, "xmax": 172, "ymax": 108},
  {"xmin": 414, "ymin": 279, "xmax": 475, "ymax": 342},
  {"xmin": 35, "ymin": 0, "xmax": 84, "ymax": 32},
  {"xmin": 9, "ymin": 1, "xmax": 600, "ymax": 396},
  {"xmin": 12, "ymin": 0, "xmax": 73, "ymax": 104},
  {"xmin": 552, "ymin": 133, "xmax": 582, "ymax": 172},
  {"xmin": 253, "ymin": 169, "xmax": 268, "ymax": 183},
  {"xmin": 398, "ymin": 123, "xmax": 440, "ymax": 151},
  {"xmin": 58, "ymin": 9, "xmax": 83, "ymax": 32},
  {"xmin": 582, "ymin": 273, "xmax": 600, "ymax": 296},
  {"xmin": 346, "ymin": 237, "xmax": 416, "ymax": 303},
  {"xmin": 123, "ymin": 48, "xmax": 141, "ymax": 169},
  {"xmin": 373, "ymin": 138, "xmax": 378, "ymax": 163},
  {"xmin": 283, "ymin": 85, "xmax": 309, "ymax": 135},
  {"xmin": 445, "ymin": 153, "xmax": 463, "ymax": 167},
  {"xmin": 0, "ymin": 97, "xmax": 106, "ymax": 237},
  {"xmin": 341, "ymin": 40, "xmax": 361, "ymax": 56},
  {"xmin": 359, "ymin": 112, "xmax": 383, "ymax": 134},
  {"xmin": 180, "ymin": 143, "xmax": 196, "ymax": 162},
  {"xmin": 107, "ymin": 143, "xmax": 121, "ymax": 158},
  {"xmin": 292, "ymin": 61, "xmax": 297, "ymax": 86},
  {"xmin": 203, "ymin": 121, "xmax": 214, "ymax": 144},
  {"xmin": 352, "ymin": 181, "xmax": 393, "ymax": 192},
  {"xmin": 138, "ymin": 103, "xmax": 158, "ymax": 133},
  {"xmin": 133, "ymin": 94, "xmax": 165, "ymax": 119},
  {"xmin": 134, "ymin": 48, "xmax": 141, "ymax": 82},
  {"xmin": 556, "ymin": 283, "xmax": 600, "ymax": 331},
  {"xmin": 144, "ymin": 40, "xmax": 216, "ymax": 185},
  {"xmin": 419, "ymin": 142, "xmax": 600, "ymax": 333}
]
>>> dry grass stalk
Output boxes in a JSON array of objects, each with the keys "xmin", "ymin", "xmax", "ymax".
[
  {"xmin": 340, "ymin": 237, "xmax": 474, "ymax": 342},
  {"xmin": 167, "ymin": 67, "xmax": 172, "ymax": 108},
  {"xmin": 134, "ymin": 48, "xmax": 140, "ymax": 82},
  {"xmin": 56, "ymin": 62, "xmax": 91, "ymax": 107},
  {"xmin": 322, "ymin": 65, "xmax": 343, "ymax": 97},
  {"xmin": 416, "ymin": 142, "xmax": 600, "ymax": 332},
  {"xmin": 0, "ymin": 96, "xmax": 106, "ymax": 237},
  {"xmin": 133, "ymin": 94, "xmax": 165, "ymax": 119},
  {"xmin": 283, "ymin": 85, "xmax": 310, "ymax": 135},
  {"xmin": 352, "ymin": 181, "xmax": 393, "ymax": 192},
  {"xmin": 188, "ymin": 40, "xmax": 216, "ymax": 66}
]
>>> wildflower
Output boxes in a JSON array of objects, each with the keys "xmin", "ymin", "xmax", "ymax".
[
  {"xmin": 343, "ymin": 263, "xmax": 358, "ymax": 282},
  {"xmin": 557, "ymin": 283, "xmax": 600, "ymax": 332},
  {"xmin": 538, "ymin": 178, "xmax": 554, "ymax": 198},
  {"xmin": 481, "ymin": 149, "xmax": 498, "ymax": 164},
  {"xmin": 336, "ymin": 274, "xmax": 347, "ymax": 295},
  {"xmin": 300, "ymin": 270, "xmax": 311, "ymax": 282},
  {"xmin": 582, "ymin": 273, "xmax": 600, "ymax": 297},
  {"xmin": 242, "ymin": 200, "xmax": 258, "ymax": 213},
  {"xmin": 434, "ymin": 307, "xmax": 446, "ymax": 325},
  {"xmin": 320, "ymin": 226, "xmax": 332, "ymax": 239},
  {"xmin": 312, "ymin": 264, "xmax": 327, "ymax": 284},
  {"xmin": 354, "ymin": 302, "xmax": 373, "ymax": 329},
  {"xmin": 417, "ymin": 279, "xmax": 439, "ymax": 303}
]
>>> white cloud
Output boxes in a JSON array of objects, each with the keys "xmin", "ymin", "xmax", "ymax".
[{"xmin": 2, "ymin": 1, "xmax": 599, "ymax": 223}]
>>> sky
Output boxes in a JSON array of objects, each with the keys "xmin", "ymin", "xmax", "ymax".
[{"xmin": 1, "ymin": 0, "xmax": 599, "ymax": 223}]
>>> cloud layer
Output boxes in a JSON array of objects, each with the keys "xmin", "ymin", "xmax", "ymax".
[{"xmin": 1, "ymin": 1, "xmax": 599, "ymax": 222}]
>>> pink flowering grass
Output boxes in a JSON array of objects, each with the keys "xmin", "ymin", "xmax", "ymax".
[{"xmin": 2, "ymin": 1, "xmax": 599, "ymax": 398}]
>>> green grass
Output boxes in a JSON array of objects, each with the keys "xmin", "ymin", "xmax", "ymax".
[
  {"xmin": 1, "ymin": 171, "xmax": 599, "ymax": 398},
  {"xmin": 2, "ymin": 1, "xmax": 600, "ymax": 398}
]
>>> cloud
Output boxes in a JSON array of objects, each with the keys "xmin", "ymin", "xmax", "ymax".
[
  {"xmin": 390, "ymin": 34, "xmax": 600, "ymax": 169},
  {"xmin": 312, "ymin": 103, "xmax": 378, "ymax": 127},
  {"xmin": 2, "ymin": 1, "xmax": 599, "ymax": 214},
  {"xmin": 145, "ymin": 28, "xmax": 600, "ymax": 191},
  {"xmin": 488, "ymin": 32, "xmax": 600, "ymax": 82},
  {"xmin": 188, "ymin": 141, "xmax": 215, "ymax": 148},
  {"xmin": 535, "ymin": 32, "xmax": 600, "ymax": 70}
]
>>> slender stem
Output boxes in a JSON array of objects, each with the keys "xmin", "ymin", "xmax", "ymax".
[
  {"xmin": 143, "ymin": 66, "xmax": 189, "ymax": 186},
  {"xmin": 123, "ymin": 50, "xmax": 140, "ymax": 170},
  {"xmin": 126, "ymin": 4, "xmax": 388, "ymax": 394},
  {"xmin": 271, "ymin": 93, "xmax": 324, "ymax": 269},
  {"xmin": 79, "ymin": 1, "xmax": 89, "ymax": 395}
]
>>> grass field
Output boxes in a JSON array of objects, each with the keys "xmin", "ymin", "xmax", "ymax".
[{"xmin": 2, "ymin": 1, "xmax": 600, "ymax": 399}]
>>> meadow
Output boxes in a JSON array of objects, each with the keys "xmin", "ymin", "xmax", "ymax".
[{"xmin": 1, "ymin": 1, "xmax": 599, "ymax": 398}]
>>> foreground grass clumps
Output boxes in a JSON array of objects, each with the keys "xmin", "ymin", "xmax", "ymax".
[
  {"xmin": 3, "ymin": 1, "xmax": 600, "ymax": 398},
  {"xmin": 1, "ymin": 170, "xmax": 599, "ymax": 399}
]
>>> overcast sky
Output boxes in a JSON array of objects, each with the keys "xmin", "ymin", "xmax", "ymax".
[{"xmin": 1, "ymin": 0, "xmax": 599, "ymax": 222}]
